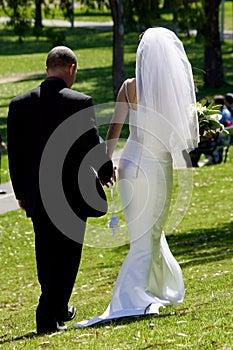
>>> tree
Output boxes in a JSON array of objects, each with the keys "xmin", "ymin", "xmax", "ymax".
[
  {"xmin": 202, "ymin": 0, "xmax": 224, "ymax": 88},
  {"xmin": 80, "ymin": 0, "xmax": 109, "ymax": 11},
  {"xmin": 123, "ymin": 0, "xmax": 160, "ymax": 31},
  {"xmin": 176, "ymin": 0, "xmax": 224, "ymax": 88},
  {"xmin": 0, "ymin": 0, "xmax": 33, "ymax": 41},
  {"xmin": 122, "ymin": 0, "xmax": 136, "ymax": 31},
  {"xmin": 134, "ymin": 0, "xmax": 158, "ymax": 29},
  {"xmin": 177, "ymin": 1, "xmax": 205, "ymax": 38},
  {"xmin": 109, "ymin": 0, "xmax": 125, "ymax": 99},
  {"xmin": 34, "ymin": 0, "xmax": 43, "ymax": 35},
  {"xmin": 1, "ymin": 0, "xmax": 74, "ymax": 40}
]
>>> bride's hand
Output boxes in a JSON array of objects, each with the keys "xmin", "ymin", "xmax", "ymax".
[
  {"xmin": 99, "ymin": 167, "xmax": 117, "ymax": 188},
  {"xmin": 113, "ymin": 166, "xmax": 117, "ymax": 182}
]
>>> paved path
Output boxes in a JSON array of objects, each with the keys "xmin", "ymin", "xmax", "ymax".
[
  {"xmin": 0, "ymin": 17, "xmax": 232, "ymax": 40},
  {"xmin": 0, "ymin": 17, "xmax": 113, "ymax": 30},
  {"xmin": 0, "ymin": 181, "xmax": 19, "ymax": 214}
]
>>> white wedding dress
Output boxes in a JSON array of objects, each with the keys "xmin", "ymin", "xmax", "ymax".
[
  {"xmin": 75, "ymin": 27, "xmax": 199, "ymax": 328},
  {"xmin": 75, "ymin": 91, "xmax": 185, "ymax": 328}
]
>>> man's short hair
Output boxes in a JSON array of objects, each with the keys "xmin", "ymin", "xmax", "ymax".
[
  {"xmin": 225, "ymin": 93, "xmax": 233, "ymax": 105},
  {"xmin": 46, "ymin": 46, "xmax": 77, "ymax": 69},
  {"xmin": 214, "ymin": 95, "xmax": 224, "ymax": 105}
]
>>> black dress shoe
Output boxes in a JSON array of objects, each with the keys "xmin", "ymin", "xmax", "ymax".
[
  {"xmin": 56, "ymin": 321, "xmax": 68, "ymax": 331},
  {"xmin": 36, "ymin": 305, "xmax": 76, "ymax": 334},
  {"xmin": 62, "ymin": 306, "xmax": 76, "ymax": 322},
  {"xmin": 37, "ymin": 321, "xmax": 68, "ymax": 335}
]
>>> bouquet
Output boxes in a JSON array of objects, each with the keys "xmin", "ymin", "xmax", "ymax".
[{"xmin": 196, "ymin": 100, "xmax": 229, "ymax": 137}]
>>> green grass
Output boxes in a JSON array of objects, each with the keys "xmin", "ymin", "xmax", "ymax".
[
  {"xmin": 65, "ymin": 8, "xmax": 112, "ymax": 23},
  {"xmin": 0, "ymin": 23, "xmax": 232, "ymax": 184},
  {"xmin": 0, "ymin": 15, "xmax": 233, "ymax": 348},
  {"xmin": 0, "ymin": 5, "xmax": 112, "ymax": 22},
  {"xmin": 0, "ymin": 0, "xmax": 232, "ymax": 29},
  {"xmin": 220, "ymin": 0, "xmax": 233, "ymax": 31},
  {"xmin": 0, "ymin": 148, "xmax": 233, "ymax": 349}
]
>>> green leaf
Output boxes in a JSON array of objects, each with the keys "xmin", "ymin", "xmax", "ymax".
[{"xmin": 209, "ymin": 119, "xmax": 221, "ymax": 129}]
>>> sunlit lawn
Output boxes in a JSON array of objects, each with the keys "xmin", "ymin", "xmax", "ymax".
[
  {"xmin": 0, "ymin": 24, "xmax": 232, "ymax": 184},
  {"xmin": 0, "ymin": 148, "xmax": 233, "ymax": 349},
  {"xmin": 0, "ymin": 10, "xmax": 233, "ymax": 349}
]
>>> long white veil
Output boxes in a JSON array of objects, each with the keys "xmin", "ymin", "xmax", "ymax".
[{"xmin": 136, "ymin": 27, "xmax": 199, "ymax": 154}]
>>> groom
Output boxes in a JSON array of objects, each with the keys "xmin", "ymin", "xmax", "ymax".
[{"xmin": 7, "ymin": 46, "xmax": 113, "ymax": 334}]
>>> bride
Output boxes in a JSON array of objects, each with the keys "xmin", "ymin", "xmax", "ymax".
[{"xmin": 75, "ymin": 27, "xmax": 199, "ymax": 327}]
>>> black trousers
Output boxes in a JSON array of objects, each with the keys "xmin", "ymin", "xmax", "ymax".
[{"xmin": 32, "ymin": 213, "xmax": 85, "ymax": 333}]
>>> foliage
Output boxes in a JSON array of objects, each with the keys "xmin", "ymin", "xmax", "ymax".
[
  {"xmin": 176, "ymin": 0, "xmax": 205, "ymax": 36},
  {"xmin": 0, "ymin": 24, "xmax": 232, "ymax": 182},
  {"xmin": 44, "ymin": 27, "xmax": 67, "ymax": 47},
  {"xmin": 0, "ymin": 0, "xmax": 33, "ymax": 41},
  {"xmin": 123, "ymin": 0, "xmax": 160, "ymax": 31},
  {"xmin": 196, "ymin": 100, "xmax": 229, "ymax": 136},
  {"xmin": 0, "ymin": 0, "xmax": 74, "ymax": 41},
  {"xmin": 80, "ymin": 0, "xmax": 110, "ymax": 11}
]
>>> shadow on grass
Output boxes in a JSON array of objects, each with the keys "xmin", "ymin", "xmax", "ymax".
[
  {"xmin": 73, "ymin": 311, "xmax": 176, "ymax": 331},
  {"xmin": 0, "ymin": 330, "xmax": 59, "ymax": 345},
  {"xmin": 0, "ymin": 221, "xmax": 232, "ymax": 343},
  {"xmin": 0, "ymin": 66, "xmax": 114, "ymax": 101},
  {"xmin": 0, "ymin": 331, "xmax": 38, "ymax": 345},
  {"xmin": 167, "ymin": 221, "xmax": 233, "ymax": 267},
  {"xmin": 0, "ymin": 312, "xmax": 174, "ymax": 345},
  {"xmin": 0, "ymin": 311, "xmax": 175, "ymax": 345},
  {"xmin": 0, "ymin": 330, "xmax": 64, "ymax": 346},
  {"xmin": 92, "ymin": 220, "xmax": 233, "ymax": 271},
  {"xmin": 0, "ymin": 27, "xmax": 113, "ymax": 55}
]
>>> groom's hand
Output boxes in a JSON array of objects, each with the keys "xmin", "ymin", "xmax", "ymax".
[
  {"xmin": 99, "ymin": 166, "xmax": 117, "ymax": 187},
  {"xmin": 99, "ymin": 176, "xmax": 113, "ymax": 188},
  {"xmin": 98, "ymin": 160, "xmax": 114, "ymax": 187}
]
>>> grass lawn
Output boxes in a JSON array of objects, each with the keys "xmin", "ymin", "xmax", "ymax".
[
  {"xmin": 0, "ymin": 8, "xmax": 233, "ymax": 349},
  {"xmin": 0, "ymin": 148, "xmax": 233, "ymax": 349},
  {"xmin": 0, "ymin": 23, "xmax": 232, "ymax": 183}
]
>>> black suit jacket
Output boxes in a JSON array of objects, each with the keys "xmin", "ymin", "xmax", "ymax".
[{"xmin": 7, "ymin": 77, "xmax": 113, "ymax": 218}]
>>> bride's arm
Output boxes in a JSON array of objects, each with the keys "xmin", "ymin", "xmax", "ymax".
[{"xmin": 106, "ymin": 81, "xmax": 129, "ymax": 158}]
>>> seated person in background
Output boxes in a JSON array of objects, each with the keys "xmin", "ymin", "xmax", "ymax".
[
  {"xmin": 214, "ymin": 95, "xmax": 232, "ymax": 127},
  {"xmin": 224, "ymin": 93, "xmax": 233, "ymax": 144},
  {"xmin": 208, "ymin": 95, "xmax": 232, "ymax": 164},
  {"xmin": 224, "ymin": 93, "xmax": 233, "ymax": 121},
  {"xmin": 189, "ymin": 95, "xmax": 231, "ymax": 166}
]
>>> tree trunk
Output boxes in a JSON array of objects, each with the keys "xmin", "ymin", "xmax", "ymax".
[
  {"xmin": 152, "ymin": 0, "xmax": 160, "ymax": 19},
  {"xmin": 109, "ymin": 0, "xmax": 125, "ymax": 99},
  {"xmin": 203, "ymin": 0, "xmax": 224, "ymax": 88},
  {"xmin": 135, "ymin": 0, "xmax": 151, "ymax": 28},
  {"xmin": 34, "ymin": 0, "xmax": 42, "ymax": 31},
  {"xmin": 123, "ymin": 0, "xmax": 136, "ymax": 31},
  {"xmin": 163, "ymin": 0, "xmax": 171, "ymax": 9}
]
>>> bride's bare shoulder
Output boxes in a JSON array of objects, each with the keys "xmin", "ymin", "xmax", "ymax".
[
  {"xmin": 125, "ymin": 78, "xmax": 137, "ymax": 105},
  {"xmin": 125, "ymin": 78, "xmax": 136, "ymax": 87}
]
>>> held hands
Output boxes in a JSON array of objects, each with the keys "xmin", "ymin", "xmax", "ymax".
[
  {"xmin": 99, "ymin": 166, "xmax": 117, "ymax": 188},
  {"xmin": 98, "ymin": 159, "xmax": 116, "ymax": 187}
]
